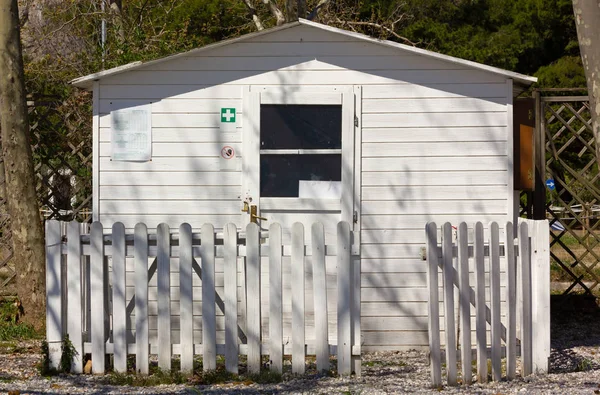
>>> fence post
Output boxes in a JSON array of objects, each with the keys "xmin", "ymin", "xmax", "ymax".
[
  {"xmin": 426, "ymin": 222, "xmax": 441, "ymax": 387},
  {"xmin": 134, "ymin": 223, "xmax": 149, "ymax": 374},
  {"xmin": 201, "ymin": 223, "xmax": 217, "ymax": 371},
  {"xmin": 519, "ymin": 221, "xmax": 532, "ymax": 376},
  {"xmin": 112, "ymin": 222, "xmax": 127, "ymax": 373},
  {"xmin": 90, "ymin": 222, "xmax": 105, "ymax": 373},
  {"xmin": 489, "ymin": 222, "xmax": 502, "ymax": 381},
  {"xmin": 179, "ymin": 223, "xmax": 194, "ymax": 374},
  {"xmin": 292, "ymin": 222, "xmax": 306, "ymax": 374},
  {"xmin": 312, "ymin": 222, "xmax": 329, "ymax": 373},
  {"xmin": 532, "ymin": 220, "xmax": 550, "ymax": 373},
  {"xmin": 246, "ymin": 222, "xmax": 261, "ymax": 374},
  {"xmin": 505, "ymin": 222, "xmax": 517, "ymax": 380},
  {"xmin": 157, "ymin": 223, "xmax": 171, "ymax": 371},
  {"xmin": 337, "ymin": 221, "xmax": 352, "ymax": 375},
  {"xmin": 66, "ymin": 221, "xmax": 83, "ymax": 373},
  {"xmin": 224, "ymin": 223, "xmax": 239, "ymax": 374},
  {"xmin": 45, "ymin": 219, "xmax": 63, "ymax": 370},
  {"xmin": 441, "ymin": 222, "xmax": 457, "ymax": 385},
  {"xmin": 474, "ymin": 222, "xmax": 487, "ymax": 383},
  {"xmin": 457, "ymin": 222, "xmax": 471, "ymax": 384}
]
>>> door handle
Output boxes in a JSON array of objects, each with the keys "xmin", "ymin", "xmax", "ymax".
[{"xmin": 250, "ymin": 205, "xmax": 267, "ymax": 223}]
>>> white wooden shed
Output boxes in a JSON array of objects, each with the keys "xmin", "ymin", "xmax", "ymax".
[{"xmin": 72, "ymin": 19, "xmax": 537, "ymax": 351}]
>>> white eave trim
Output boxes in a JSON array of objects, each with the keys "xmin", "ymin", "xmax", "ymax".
[{"xmin": 70, "ymin": 18, "xmax": 537, "ymax": 90}]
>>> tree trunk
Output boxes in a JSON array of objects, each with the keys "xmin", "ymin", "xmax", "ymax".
[
  {"xmin": 0, "ymin": 0, "xmax": 46, "ymax": 331},
  {"xmin": 573, "ymin": 0, "xmax": 600, "ymax": 171}
]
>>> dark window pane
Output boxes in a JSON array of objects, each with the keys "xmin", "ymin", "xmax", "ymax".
[
  {"xmin": 260, "ymin": 105, "xmax": 342, "ymax": 149},
  {"xmin": 260, "ymin": 154, "xmax": 341, "ymax": 197}
]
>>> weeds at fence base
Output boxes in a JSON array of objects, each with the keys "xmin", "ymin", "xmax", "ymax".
[
  {"xmin": 104, "ymin": 362, "xmax": 284, "ymax": 387},
  {"xmin": 100, "ymin": 354, "xmax": 345, "ymax": 386}
]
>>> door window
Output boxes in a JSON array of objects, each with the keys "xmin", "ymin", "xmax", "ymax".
[{"xmin": 259, "ymin": 104, "xmax": 342, "ymax": 198}]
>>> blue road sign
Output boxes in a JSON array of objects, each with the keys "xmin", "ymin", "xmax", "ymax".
[{"xmin": 546, "ymin": 179, "xmax": 556, "ymax": 190}]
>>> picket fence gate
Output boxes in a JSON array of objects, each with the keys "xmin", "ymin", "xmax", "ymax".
[
  {"xmin": 45, "ymin": 220, "xmax": 361, "ymax": 376},
  {"xmin": 426, "ymin": 220, "xmax": 550, "ymax": 386}
]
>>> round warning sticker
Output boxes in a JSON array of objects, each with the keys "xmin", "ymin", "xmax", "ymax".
[{"xmin": 221, "ymin": 146, "xmax": 235, "ymax": 159}]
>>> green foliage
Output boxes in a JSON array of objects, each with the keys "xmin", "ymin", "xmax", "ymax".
[
  {"xmin": 59, "ymin": 335, "xmax": 78, "ymax": 373},
  {"xmin": 396, "ymin": 0, "xmax": 580, "ymax": 76},
  {"xmin": 39, "ymin": 340, "xmax": 52, "ymax": 376},
  {"xmin": 535, "ymin": 56, "xmax": 587, "ymax": 88},
  {"xmin": 0, "ymin": 300, "xmax": 38, "ymax": 341},
  {"xmin": 38, "ymin": 336, "xmax": 78, "ymax": 376}
]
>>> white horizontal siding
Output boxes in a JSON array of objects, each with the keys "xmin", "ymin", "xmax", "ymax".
[
  {"xmin": 359, "ymin": 78, "xmax": 510, "ymax": 348},
  {"xmin": 96, "ymin": 23, "xmax": 513, "ymax": 349},
  {"xmin": 99, "ymin": 142, "xmax": 239, "ymax": 157},
  {"xmin": 362, "ymin": 170, "xmax": 507, "ymax": 186},
  {"xmin": 362, "ymin": 127, "xmax": 507, "ymax": 142},
  {"xmin": 100, "ymin": 129, "xmax": 239, "ymax": 143},
  {"xmin": 362, "ymin": 97, "xmax": 506, "ymax": 113},
  {"xmin": 99, "ymin": 186, "xmax": 240, "ymax": 200},
  {"xmin": 102, "ymin": 69, "xmax": 503, "ymax": 86}
]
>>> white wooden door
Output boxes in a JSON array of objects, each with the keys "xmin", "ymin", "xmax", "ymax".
[{"xmin": 242, "ymin": 87, "xmax": 356, "ymax": 242}]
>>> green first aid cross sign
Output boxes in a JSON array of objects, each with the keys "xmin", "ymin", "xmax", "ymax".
[{"xmin": 221, "ymin": 108, "xmax": 236, "ymax": 123}]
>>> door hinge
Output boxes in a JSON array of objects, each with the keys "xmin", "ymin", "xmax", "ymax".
[
  {"xmin": 354, "ymin": 116, "xmax": 359, "ymax": 127},
  {"xmin": 353, "ymin": 210, "xmax": 358, "ymax": 224}
]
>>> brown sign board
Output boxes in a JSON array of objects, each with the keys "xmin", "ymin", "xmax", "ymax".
[{"xmin": 514, "ymin": 98, "xmax": 535, "ymax": 191}]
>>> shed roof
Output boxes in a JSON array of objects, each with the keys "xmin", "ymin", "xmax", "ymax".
[{"xmin": 71, "ymin": 18, "xmax": 537, "ymax": 90}]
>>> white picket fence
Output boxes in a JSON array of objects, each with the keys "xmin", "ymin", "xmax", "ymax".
[
  {"xmin": 45, "ymin": 220, "xmax": 361, "ymax": 376},
  {"xmin": 426, "ymin": 220, "xmax": 550, "ymax": 386}
]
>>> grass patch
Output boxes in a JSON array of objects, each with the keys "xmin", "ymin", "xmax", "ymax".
[
  {"xmin": 104, "ymin": 362, "xmax": 283, "ymax": 387},
  {"xmin": 0, "ymin": 299, "xmax": 39, "ymax": 341},
  {"xmin": 0, "ymin": 321, "xmax": 38, "ymax": 341}
]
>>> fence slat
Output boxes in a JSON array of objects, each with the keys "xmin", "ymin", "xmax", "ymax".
[
  {"xmin": 292, "ymin": 222, "xmax": 306, "ymax": 374},
  {"xmin": 45, "ymin": 220, "xmax": 62, "ymax": 370},
  {"xmin": 505, "ymin": 221, "xmax": 516, "ymax": 380},
  {"xmin": 157, "ymin": 223, "xmax": 171, "ymax": 370},
  {"xmin": 489, "ymin": 221, "xmax": 501, "ymax": 381},
  {"xmin": 312, "ymin": 222, "xmax": 329, "ymax": 373},
  {"xmin": 224, "ymin": 223, "xmax": 239, "ymax": 374},
  {"xmin": 474, "ymin": 222, "xmax": 487, "ymax": 383},
  {"xmin": 532, "ymin": 220, "xmax": 550, "ymax": 373},
  {"xmin": 66, "ymin": 221, "xmax": 83, "ymax": 373},
  {"xmin": 442, "ymin": 222, "xmax": 457, "ymax": 385},
  {"xmin": 179, "ymin": 223, "xmax": 194, "ymax": 373},
  {"xmin": 134, "ymin": 223, "xmax": 149, "ymax": 374},
  {"xmin": 337, "ymin": 221, "xmax": 352, "ymax": 375},
  {"xmin": 246, "ymin": 222, "xmax": 261, "ymax": 374},
  {"xmin": 457, "ymin": 222, "xmax": 471, "ymax": 384},
  {"xmin": 269, "ymin": 223, "xmax": 283, "ymax": 374},
  {"xmin": 90, "ymin": 222, "xmax": 105, "ymax": 373},
  {"xmin": 112, "ymin": 222, "xmax": 127, "ymax": 373},
  {"xmin": 426, "ymin": 222, "xmax": 441, "ymax": 387},
  {"xmin": 519, "ymin": 222, "xmax": 532, "ymax": 376},
  {"xmin": 201, "ymin": 223, "xmax": 217, "ymax": 371}
]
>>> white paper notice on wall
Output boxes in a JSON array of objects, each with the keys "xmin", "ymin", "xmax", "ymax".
[
  {"xmin": 298, "ymin": 180, "xmax": 342, "ymax": 199},
  {"xmin": 111, "ymin": 103, "xmax": 152, "ymax": 161}
]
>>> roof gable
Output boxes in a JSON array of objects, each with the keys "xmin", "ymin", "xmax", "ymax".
[{"xmin": 71, "ymin": 19, "xmax": 536, "ymax": 90}]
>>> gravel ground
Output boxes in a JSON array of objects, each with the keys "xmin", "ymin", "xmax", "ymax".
[{"xmin": 2, "ymin": 296, "xmax": 600, "ymax": 394}]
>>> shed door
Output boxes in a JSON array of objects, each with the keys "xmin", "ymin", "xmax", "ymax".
[{"xmin": 242, "ymin": 88, "xmax": 355, "ymax": 241}]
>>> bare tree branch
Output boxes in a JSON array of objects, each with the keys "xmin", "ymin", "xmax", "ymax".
[
  {"xmin": 307, "ymin": 0, "xmax": 330, "ymax": 21},
  {"xmin": 263, "ymin": 0, "xmax": 285, "ymax": 26},
  {"xmin": 242, "ymin": 0, "xmax": 265, "ymax": 30},
  {"xmin": 339, "ymin": 20, "xmax": 419, "ymax": 46}
]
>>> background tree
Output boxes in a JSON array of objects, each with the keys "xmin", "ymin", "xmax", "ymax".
[
  {"xmin": 572, "ymin": 0, "xmax": 600, "ymax": 170},
  {"xmin": 0, "ymin": 0, "xmax": 46, "ymax": 330}
]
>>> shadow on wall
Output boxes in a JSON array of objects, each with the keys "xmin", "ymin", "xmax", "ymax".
[{"xmin": 94, "ymin": 38, "xmax": 515, "ymax": 349}]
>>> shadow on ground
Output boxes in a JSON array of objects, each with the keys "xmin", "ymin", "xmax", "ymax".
[{"xmin": 550, "ymin": 294, "xmax": 600, "ymax": 373}]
